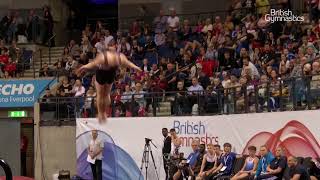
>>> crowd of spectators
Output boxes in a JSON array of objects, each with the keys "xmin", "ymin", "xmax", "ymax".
[
  {"xmin": 0, "ymin": 6, "xmax": 54, "ymax": 79},
  {"xmin": 0, "ymin": 40, "xmax": 28, "ymax": 78},
  {"xmin": 40, "ymin": 0, "xmax": 320, "ymax": 118},
  {"xmin": 0, "ymin": 7, "xmax": 53, "ymax": 45}
]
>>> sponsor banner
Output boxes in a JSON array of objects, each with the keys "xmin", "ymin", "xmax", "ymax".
[
  {"xmin": 77, "ymin": 110, "xmax": 320, "ymax": 180},
  {"xmin": 0, "ymin": 79, "xmax": 53, "ymax": 107}
]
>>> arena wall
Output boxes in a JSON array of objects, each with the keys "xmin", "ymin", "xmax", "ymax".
[{"xmin": 34, "ymin": 103, "xmax": 77, "ymax": 180}]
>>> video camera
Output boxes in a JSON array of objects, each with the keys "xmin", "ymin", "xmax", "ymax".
[
  {"xmin": 145, "ymin": 138, "xmax": 152, "ymax": 144},
  {"xmin": 178, "ymin": 158, "xmax": 190, "ymax": 170}
]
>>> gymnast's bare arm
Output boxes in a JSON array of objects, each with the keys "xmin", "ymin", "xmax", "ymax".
[
  {"xmin": 77, "ymin": 53, "xmax": 105, "ymax": 76},
  {"xmin": 119, "ymin": 53, "xmax": 142, "ymax": 72}
]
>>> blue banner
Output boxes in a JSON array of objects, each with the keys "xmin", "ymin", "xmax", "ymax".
[{"xmin": 0, "ymin": 79, "xmax": 54, "ymax": 107}]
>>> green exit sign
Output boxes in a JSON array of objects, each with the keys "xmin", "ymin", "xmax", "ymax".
[{"xmin": 8, "ymin": 111, "xmax": 27, "ymax": 118}]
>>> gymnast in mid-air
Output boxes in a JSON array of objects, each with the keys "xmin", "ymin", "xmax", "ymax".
[{"xmin": 77, "ymin": 45, "xmax": 142, "ymax": 123}]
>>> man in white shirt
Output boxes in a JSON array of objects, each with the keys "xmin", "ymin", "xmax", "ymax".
[
  {"xmin": 95, "ymin": 37, "xmax": 106, "ymax": 53},
  {"xmin": 87, "ymin": 130, "xmax": 104, "ymax": 180},
  {"xmin": 104, "ymin": 29, "xmax": 114, "ymax": 47},
  {"xmin": 167, "ymin": 8, "xmax": 180, "ymax": 32},
  {"xmin": 188, "ymin": 77, "xmax": 204, "ymax": 95},
  {"xmin": 242, "ymin": 57, "xmax": 260, "ymax": 79},
  {"xmin": 188, "ymin": 77, "xmax": 204, "ymax": 114}
]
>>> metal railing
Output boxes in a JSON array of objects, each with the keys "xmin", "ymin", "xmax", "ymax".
[
  {"xmin": 48, "ymin": 34, "xmax": 56, "ymax": 65},
  {"xmin": 38, "ymin": 75, "xmax": 320, "ymax": 123},
  {"xmin": 0, "ymin": 159, "xmax": 13, "ymax": 180}
]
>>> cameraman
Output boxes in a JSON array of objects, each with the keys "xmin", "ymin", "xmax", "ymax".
[{"xmin": 173, "ymin": 158, "xmax": 194, "ymax": 180}]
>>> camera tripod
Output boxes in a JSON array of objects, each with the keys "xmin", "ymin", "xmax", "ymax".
[{"xmin": 138, "ymin": 138, "xmax": 160, "ymax": 180}]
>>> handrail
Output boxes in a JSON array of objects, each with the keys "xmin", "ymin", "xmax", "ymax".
[
  {"xmin": 0, "ymin": 159, "xmax": 13, "ymax": 180},
  {"xmin": 48, "ymin": 34, "xmax": 56, "ymax": 65},
  {"xmin": 39, "ymin": 77, "xmax": 58, "ymax": 97},
  {"xmin": 33, "ymin": 48, "xmax": 43, "ymax": 78},
  {"xmin": 164, "ymin": 61, "xmax": 196, "ymax": 80}
]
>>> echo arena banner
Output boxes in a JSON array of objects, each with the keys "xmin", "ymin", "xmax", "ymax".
[
  {"xmin": 76, "ymin": 110, "xmax": 320, "ymax": 180},
  {"xmin": 0, "ymin": 79, "xmax": 53, "ymax": 107}
]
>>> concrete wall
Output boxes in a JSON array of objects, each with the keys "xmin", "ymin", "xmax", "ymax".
[
  {"xmin": 38, "ymin": 126, "xmax": 76, "ymax": 179},
  {"xmin": 0, "ymin": 0, "xmax": 49, "ymax": 9},
  {"xmin": 119, "ymin": 0, "xmax": 231, "ymax": 17},
  {"xmin": 49, "ymin": 0, "xmax": 70, "ymax": 46},
  {"xmin": 119, "ymin": 0, "xmax": 160, "ymax": 5},
  {"xmin": 34, "ymin": 103, "xmax": 76, "ymax": 180}
]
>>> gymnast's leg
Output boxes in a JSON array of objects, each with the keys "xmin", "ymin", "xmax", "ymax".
[
  {"xmin": 95, "ymin": 80, "xmax": 107, "ymax": 123},
  {"xmin": 103, "ymin": 83, "xmax": 113, "ymax": 119}
]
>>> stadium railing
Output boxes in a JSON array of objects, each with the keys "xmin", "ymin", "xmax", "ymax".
[{"xmin": 38, "ymin": 75, "xmax": 320, "ymax": 125}]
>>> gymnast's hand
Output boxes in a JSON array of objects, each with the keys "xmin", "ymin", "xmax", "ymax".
[{"xmin": 76, "ymin": 65, "xmax": 89, "ymax": 77}]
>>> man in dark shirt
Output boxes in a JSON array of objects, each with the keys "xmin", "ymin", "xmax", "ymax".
[
  {"xmin": 145, "ymin": 36, "xmax": 156, "ymax": 52},
  {"xmin": 310, "ymin": 159, "xmax": 320, "ymax": 180},
  {"xmin": 256, "ymin": 147, "xmax": 287, "ymax": 180},
  {"xmin": 162, "ymin": 128, "xmax": 172, "ymax": 180},
  {"xmin": 193, "ymin": 144, "xmax": 206, "ymax": 177},
  {"xmin": 173, "ymin": 81, "xmax": 188, "ymax": 115},
  {"xmin": 220, "ymin": 51, "xmax": 239, "ymax": 71},
  {"xmin": 288, "ymin": 156, "xmax": 310, "ymax": 180},
  {"xmin": 42, "ymin": 88, "xmax": 54, "ymax": 102},
  {"xmin": 20, "ymin": 133, "xmax": 28, "ymax": 176},
  {"xmin": 261, "ymin": 43, "xmax": 276, "ymax": 68},
  {"xmin": 165, "ymin": 63, "xmax": 177, "ymax": 92}
]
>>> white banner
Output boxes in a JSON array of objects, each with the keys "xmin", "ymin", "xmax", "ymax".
[{"xmin": 76, "ymin": 110, "xmax": 320, "ymax": 180}]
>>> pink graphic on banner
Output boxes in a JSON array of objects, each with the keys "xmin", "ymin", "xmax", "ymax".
[{"xmin": 242, "ymin": 120, "xmax": 320, "ymax": 158}]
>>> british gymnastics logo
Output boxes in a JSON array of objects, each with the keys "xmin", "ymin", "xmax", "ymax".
[
  {"xmin": 173, "ymin": 120, "xmax": 219, "ymax": 147},
  {"xmin": 265, "ymin": 9, "xmax": 304, "ymax": 23}
]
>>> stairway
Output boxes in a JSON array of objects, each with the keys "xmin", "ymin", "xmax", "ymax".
[
  {"xmin": 147, "ymin": 101, "xmax": 171, "ymax": 117},
  {"xmin": 23, "ymin": 46, "xmax": 65, "ymax": 78}
]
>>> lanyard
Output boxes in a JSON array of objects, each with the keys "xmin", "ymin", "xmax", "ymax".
[
  {"xmin": 224, "ymin": 154, "xmax": 230, "ymax": 165},
  {"xmin": 262, "ymin": 157, "xmax": 266, "ymax": 171}
]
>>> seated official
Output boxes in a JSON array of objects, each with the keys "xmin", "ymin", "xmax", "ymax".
[
  {"xmin": 231, "ymin": 146, "xmax": 259, "ymax": 180},
  {"xmin": 310, "ymin": 158, "xmax": 320, "ymax": 180},
  {"xmin": 287, "ymin": 156, "xmax": 310, "ymax": 180},
  {"xmin": 253, "ymin": 145, "xmax": 275, "ymax": 179},
  {"xmin": 193, "ymin": 144, "xmax": 207, "ymax": 177},
  {"xmin": 187, "ymin": 140, "xmax": 200, "ymax": 168},
  {"xmin": 256, "ymin": 147, "xmax": 286, "ymax": 180},
  {"xmin": 209, "ymin": 143, "xmax": 237, "ymax": 180}
]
